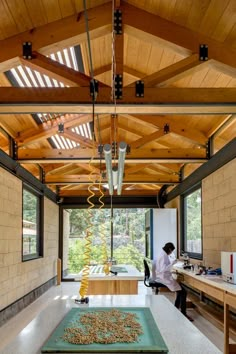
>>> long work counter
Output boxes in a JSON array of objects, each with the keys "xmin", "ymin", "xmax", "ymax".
[
  {"xmin": 174, "ymin": 265, "xmax": 236, "ymax": 354},
  {"xmin": 75, "ymin": 264, "xmax": 143, "ymax": 295}
]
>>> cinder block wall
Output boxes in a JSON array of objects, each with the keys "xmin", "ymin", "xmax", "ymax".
[
  {"xmin": 166, "ymin": 158, "xmax": 236, "ymax": 268},
  {"xmin": 202, "ymin": 158, "xmax": 236, "ymax": 268},
  {"xmin": 0, "ymin": 167, "xmax": 59, "ymax": 311},
  {"xmin": 62, "ymin": 209, "xmax": 70, "ymax": 275}
]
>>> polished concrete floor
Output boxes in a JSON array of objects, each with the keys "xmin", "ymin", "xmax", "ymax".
[{"xmin": 0, "ymin": 282, "xmax": 227, "ymax": 353}]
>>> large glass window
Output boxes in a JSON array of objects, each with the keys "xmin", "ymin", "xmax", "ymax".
[
  {"xmin": 64, "ymin": 208, "xmax": 147, "ymax": 276},
  {"xmin": 22, "ymin": 186, "xmax": 43, "ymax": 261},
  {"xmin": 182, "ymin": 186, "xmax": 202, "ymax": 259}
]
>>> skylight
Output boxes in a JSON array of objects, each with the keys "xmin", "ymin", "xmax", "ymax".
[{"xmin": 8, "ymin": 46, "xmax": 91, "ymax": 150}]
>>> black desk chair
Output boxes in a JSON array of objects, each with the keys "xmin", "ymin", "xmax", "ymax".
[{"xmin": 143, "ymin": 259, "xmax": 167, "ymax": 295}]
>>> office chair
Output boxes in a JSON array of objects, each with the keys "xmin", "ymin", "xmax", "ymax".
[{"xmin": 143, "ymin": 259, "xmax": 167, "ymax": 295}]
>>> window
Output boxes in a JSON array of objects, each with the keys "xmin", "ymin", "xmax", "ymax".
[
  {"xmin": 181, "ymin": 185, "xmax": 202, "ymax": 259},
  {"xmin": 22, "ymin": 186, "xmax": 43, "ymax": 261},
  {"xmin": 64, "ymin": 208, "xmax": 147, "ymax": 277}
]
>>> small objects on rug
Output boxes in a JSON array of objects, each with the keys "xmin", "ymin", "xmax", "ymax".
[{"xmin": 62, "ymin": 309, "xmax": 143, "ymax": 345}]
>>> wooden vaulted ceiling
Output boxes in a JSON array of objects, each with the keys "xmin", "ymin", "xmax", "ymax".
[{"xmin": 0, "ymin": 0, "xmax": 235, "ymax": 198}]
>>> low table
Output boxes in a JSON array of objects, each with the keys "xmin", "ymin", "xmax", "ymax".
[{"xmin": 75, "ymin": 264, "xmax": 143, "ymax": 295}]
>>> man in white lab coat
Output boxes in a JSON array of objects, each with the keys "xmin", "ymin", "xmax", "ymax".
[{"xmin": 153, "ymin": 242, "xmax": 193, "ymax": 321}]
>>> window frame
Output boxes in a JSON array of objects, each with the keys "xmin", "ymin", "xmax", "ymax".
[
  {"xmin": 22, "ymin": 184, "xmax": 44, "ymax": 261},
  {"xmin": 180, "ymin": 183, "xmax": 203, "ymax": 260}
]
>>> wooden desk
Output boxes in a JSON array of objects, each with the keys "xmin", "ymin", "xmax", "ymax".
[
  {"xmin": 75, "ymin": 264, "xmax": 143, "ymax": 295},
  {"xmin": 175, "ymin": 267, "xmax": 236, "ymax": 354}
]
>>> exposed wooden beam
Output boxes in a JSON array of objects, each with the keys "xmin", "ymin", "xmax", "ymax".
[
  {"xmin": 114, "ymin": 31, "xmax": 124, "ymax": 76},
  {"xmin": 94, "ymin": 64, "xmax": 112, "ymax": 76},
  {"xmin": 20, "ymin": 52, "xmax": 107, "ymax": 87},
  {"xmin": 0, "ymin": 87, "xmax": 235, "ymax": 115},
  {"xmin": 124, "ymin": 66, "xmax": 145, "ymax": 79},
  {"xmin": 125, "ymin": 114, "xmax": 208, "ymax": 146},
  {"xmin": 94, "ymin": 64, "xmax": 144, "ymax": 79},
  {"xmin": 15, "ymin": 114, "xmax": 92, "ymax": 146},
  {"xmin": 122, "ymin": 3, "xmax": 236, "ymax": 70},
  {"xmin": 126, "ymin": 164, "xmax": 150, "ymax": 175},
  {"xmin": 59, "ymin": 189, "xmax": 163, "ymax": 197},
  {"xmin": 18, "ymin": 147, "xmax": 207, "ymax": 164},
  {"xmin": 127, "ymin": 54, "xmax": 208, "ymax": 87},
  {"xmin": 207, "ymin": 114, "xmax": 236, "ymax": 138},
  {"xmin": 130, "ymin": 130, "xmax": 165, "ymax": 149},
  {"xmin": 0, "ymin": 3, "xmax": 112, "ymax": 72},
  {"xmin": 63, "ymin": 129, "xmax": 95, "ymax": 148},
  {"xmin": 45, "ymin": 174, "xmax": 179, "ymax": 184}
]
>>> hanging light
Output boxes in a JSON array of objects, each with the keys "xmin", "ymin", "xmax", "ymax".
[
  {"xmin": 103, "ymin": 144, "xmax": 113, "ymax": 195},
  {"xmin": 117, "ymin": 142, "xmax": 127, "ymax": 195}
]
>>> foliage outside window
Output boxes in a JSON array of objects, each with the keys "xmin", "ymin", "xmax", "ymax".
[
  {"xmin": 22, "ymin": 187, "xmax": 42, "ymax": 261},
  {"xmin": 67, "ymin": 208, "xmax": 147, "ymax": 274},
  {"xmin": 182, "ymin": 186, "xmax": 202, "ymax": 259}
]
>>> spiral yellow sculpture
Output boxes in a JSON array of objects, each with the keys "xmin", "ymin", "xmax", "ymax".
[
  {"xmin": 98, "ymin": 177, "xmax": 109, "ymax": 274},
  {"xmin": 79, "ymin": 156, "xmax": 96, "ymax": 299}
]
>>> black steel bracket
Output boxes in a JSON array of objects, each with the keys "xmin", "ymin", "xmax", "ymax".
[
  {"xmin": 9, "ymin": 138, "xmax": 18, "ymax": 160},
  {"xmin": 199, "ymin": 44, "xmax": 208, "ymax": 61},
  {"xmin": 90, "ymin": 79, "xmax": 99, "ymax": 99},
  {"xmin": 114, "ymin": 9, "xmax": 122, "ymax": 34},
  {"xmin": 114, "ymin": 74, "xmax": 123, "ymax": 99},
  {"xmin": 23, "ymin": 42, "xmax": 32, "ymax": 59},
  {"xmin": 135, "ymin": 80, "xmax": 144, "ymax": 97}
]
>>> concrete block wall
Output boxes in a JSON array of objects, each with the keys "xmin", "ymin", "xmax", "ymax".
[
  {"xmin": 202, "ymin": 158, "xmax": 236, "ymax": 268},
  {"xmin": 166, "ymin": 158, "xmax": 236, "ymax": 269},
  {"xmin": 0, "ymin": 167, "xmax": 59, "ymax": 311},
  {"xmin": 62, "ymin": 209, "xmax": 70, "ymax": 275}
]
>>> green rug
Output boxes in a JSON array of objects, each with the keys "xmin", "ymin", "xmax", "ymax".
[{"xmin": 41, "ymin": 307, "xmax": 168, "ymax": 353}]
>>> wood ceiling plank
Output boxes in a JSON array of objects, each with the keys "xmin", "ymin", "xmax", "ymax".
[
  {"xmin": 24, "ymin": 0, "xmax": 48, "ymax": 27},
  {"xmin": 185, "ymin": 0, "xmax": 211, "ymax": 32},
  {"xmin": 41, "ymin": 0, "xmax": 63, "ymax": 22},
  {"xmin": 0, "ymin": 2, "xmax": 112, "ymax": 72},
  {"xmin": 58, "ymin": 0, "xmax": 75, "ymax": 18},
  {"xmin": 122, "ymin": 2, "xmax": 236, "ymax": 69},
  {"xmin": 0, "ymin": 0, "xmax": 18, "ymax": 39},
  {"xmin": 199, "ymin": 0, "xmax": 230, "ymax": 38},
  {"xmin": 211, "ymin": 0, "xmax": 236, "ymax": 42}
]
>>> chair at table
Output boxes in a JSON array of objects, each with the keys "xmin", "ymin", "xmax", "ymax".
[{"xmin": 143, "ymin": 259, "xmax": 167, "ymax": 295}]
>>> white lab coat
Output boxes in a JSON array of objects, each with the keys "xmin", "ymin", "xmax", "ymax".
[{"xmin": 153, "ymin": 249, "xmax": 181, "ymax": 292}]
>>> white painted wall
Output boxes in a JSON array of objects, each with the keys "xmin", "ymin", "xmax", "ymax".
[{"xmin": 152, "ymin": 208, "xmax": 177, "ymax": 260}]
